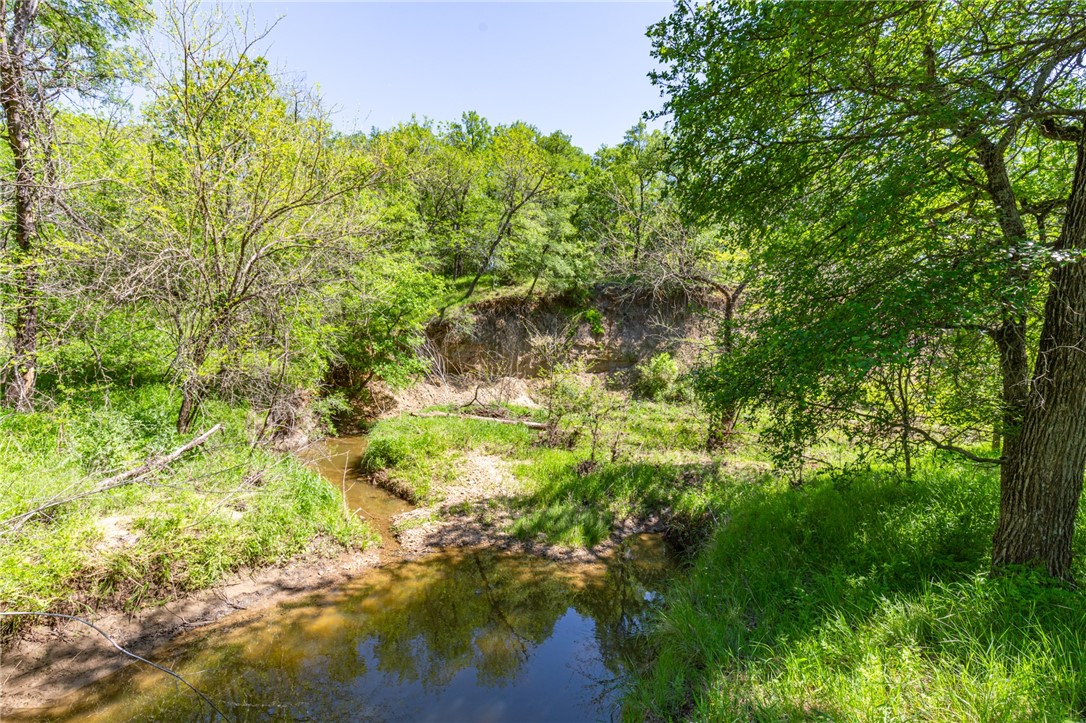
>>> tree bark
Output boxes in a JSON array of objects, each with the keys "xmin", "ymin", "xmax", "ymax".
[
  {"xmin": 992, "ymin": 136, "xmax": 1086, "ymax": 579},
  {"xmin": 706, "ymin": 283, "xmax": 745, "ymax": 450}
]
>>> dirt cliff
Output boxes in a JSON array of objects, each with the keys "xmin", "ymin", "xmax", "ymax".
[{"xmin": 425, "ymin": 285, "xmax": 721, "ymax": 378}]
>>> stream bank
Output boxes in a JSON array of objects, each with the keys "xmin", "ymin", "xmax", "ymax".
[{"xmin": 1, "ymin": 402, "xmax": 695, "ymax": 716}]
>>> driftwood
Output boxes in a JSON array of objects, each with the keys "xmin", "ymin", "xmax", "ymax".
[
  {"xmin": 2, "ymin": 424, "xmax": 223, "ymax": 531},
  {"xmin": 410, "ymin": 411, "xmax": 547, "ymax": 430}
]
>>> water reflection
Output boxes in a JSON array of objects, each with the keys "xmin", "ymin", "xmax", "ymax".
[{"xmin": 30, "ymin": 535, "xmax": 673, "ymax": 722}]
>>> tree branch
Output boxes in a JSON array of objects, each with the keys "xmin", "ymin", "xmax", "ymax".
[
  {"xmin": 2, "ymin": 424, "xmax": 223, "ymax": 530},
  {"xmin": 0, "ymin": 611, "xmax": 230, "ymax": 721}
]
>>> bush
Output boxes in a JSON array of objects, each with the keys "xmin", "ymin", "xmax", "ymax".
[
  {"xmin": 583, "ymin": 308, "xmax": 605, "ymax": 336},
  {"xmin": 634, "ymin": 352, "xmax": 681, "ymax": 401}
]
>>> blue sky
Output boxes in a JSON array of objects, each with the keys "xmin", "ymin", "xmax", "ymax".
[{"xmin": 238, "ymin": 2, "xmax": 672, "ymax": 152}]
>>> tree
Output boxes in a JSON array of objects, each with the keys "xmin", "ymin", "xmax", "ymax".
[
  {"xmin": 0, "ymin": 0, "xmax": 148, "ymax": 410},
  {"xmin": 135, "ymin": 1, "xmax": 376, "ymax": 432},
  {"xmin": 461, "ymin": 122, "xmax": 563, "ymax": 301},
  {"xmin": 652, "ymin": 1, "xmax": 1086, "ymax": 576}
]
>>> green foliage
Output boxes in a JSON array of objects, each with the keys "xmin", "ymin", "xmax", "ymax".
[
  {"xmin": 361, "ymin": 414, "xmax": 532, "ymax": 504},
  {"xmin": 634, "ymin": 352, "xmax": 681, "ymax": 402},
  {"xmin": 583, "ymin": 308, "xmax": 604, "ymax": 336},
  {"xmin": 361, "ymin": 396, "xmax": 717, "ymax": 546},
  {"xmin": 331, "ymin": 255, "xmax": 445, "ymax": 390},
  {"xmin": 0, "ymin": 384, "xmax": 374, "ymax": 638},
  {"xmin": 628, "ymin": 463, "xmax": 1086, "ymax": 720},
  {"xmin": 650, "ymin": 1, "xmax": 1086, "ymax": 467}
]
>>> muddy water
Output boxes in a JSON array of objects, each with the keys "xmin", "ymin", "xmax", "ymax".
[
  {"xmin": 17, "ymin": 438, "xmax": 675, "ymax": 722},
  {"xmin": 299, "ymin": 435, "xmax": 413, "ymax": 553},
  {"xmin": 27, "ymin": 537, "xmax": 672, "ymax": 721}
]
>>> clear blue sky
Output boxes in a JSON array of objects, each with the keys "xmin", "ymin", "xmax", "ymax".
[{"xmin": 240, "ymin": 2, "xmax": 672, "ymax": 152}]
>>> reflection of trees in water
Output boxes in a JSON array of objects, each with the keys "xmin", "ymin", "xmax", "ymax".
[
  {"xmin": 571, "ymin": 541, "xmax": 673, "ymax": 686},
  {"xmin": 360, "ymin": 551, "xmax": 571, "ymax": 689},
  {"xmin": 54, "ymin": 545, "xmax": 672, "ymax": 722}
]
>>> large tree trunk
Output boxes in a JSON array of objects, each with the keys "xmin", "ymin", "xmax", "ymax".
[
  {"xmin": 992, "ymin": 138, "xmax": 1086, "ymax": 579},
  {"xmin": 0, "ymin": 0, "xmax": 41, "ymax": 411}
]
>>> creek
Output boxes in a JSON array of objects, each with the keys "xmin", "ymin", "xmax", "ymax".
[{"xmin": 19, "ymin": 437, "xmax": 675, "ymax": 722}]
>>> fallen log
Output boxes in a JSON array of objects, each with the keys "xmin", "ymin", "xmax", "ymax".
[
  {"xmin": 2, "ymin": 424, "xmax": 223, "ymax": 531},
  {"xmin": 409, "ymin": 411, "xmax": 547, "ymax": 430}
]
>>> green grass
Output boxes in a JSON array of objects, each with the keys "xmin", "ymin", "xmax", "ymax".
[
  {"xmin": 0, "ymin": 383, "xmax": 375, "ymax": 637},
  {"xmin": 358, "ymin": 393, "xmax": 1086, "ymax": 719},
  {"xmin": 361, "ymin": 413, "xmax": 535, "ymax": 504},
  {"xmin": 360, "ymin": 398, "xmax": 749, "ymax": 546},
  {"xmin": 626, "ymin": 462, "xmax": 1086, "ymax": 721}
]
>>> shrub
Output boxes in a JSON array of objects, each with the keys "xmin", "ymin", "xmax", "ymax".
[
  {"xmin": 583, "ymin": 308, "xmax": 605, "ymax": 336},
  {"xmin": 634, "ymin": 352, "xmax": 680, "ymax": 401}
]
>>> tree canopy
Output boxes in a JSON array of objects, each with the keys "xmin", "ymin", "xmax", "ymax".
[{"xmin": 652, "ymin": 0, "xmax": 1086, "ymax": 576}]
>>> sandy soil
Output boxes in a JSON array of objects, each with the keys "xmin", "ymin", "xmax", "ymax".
[
  {"xmin": 391, "ymin": 450, "xmax": 667, "ymax": 562},
  {"xmin": 372, "ymin": 376, "xmax": 542, "ymax": 417}
]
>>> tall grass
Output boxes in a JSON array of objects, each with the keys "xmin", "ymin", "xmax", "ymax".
[
  {"xmin": 627, "ymin": 462, "xmax": 1086, "ymax": 721},
  {"xmin": 0, "ymin": 384, "xmax": 374, "ymax": 637}
]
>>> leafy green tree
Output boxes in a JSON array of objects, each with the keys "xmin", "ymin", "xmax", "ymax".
[
  {"xmin": 652, "ymin": 0, "xmax": 1086, "ymax": 576},
  {"xmin": 0, "ymin": 0, "xmax": 149, "ymax": 410},
  {"xmin": 461, "ymin": 122, "xmax": 565, "ymax": 300},
  {"xmin": 135, "ymin": 2, "xmax": 376, "ymax": 432},
  {"xmin": 328, "ymin": 255, "xmax": 445, "ymax": 391}
]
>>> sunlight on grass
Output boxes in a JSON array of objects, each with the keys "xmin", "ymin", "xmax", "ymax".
[
  {"xmin": 627, "ymin": 463, "xmax": 1086, "ymax": 721},
  {"xmin": 0, "ymin": 384, "xmax": 375, "ymax": 637}
]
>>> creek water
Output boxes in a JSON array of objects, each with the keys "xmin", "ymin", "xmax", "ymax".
[
  {"xmin": 299, "ymin": 435, "xmax": 414, "ymax": 556},
  {"xmin": 20, "ymin": 437, "xmax": 675, "ymax": 722}
]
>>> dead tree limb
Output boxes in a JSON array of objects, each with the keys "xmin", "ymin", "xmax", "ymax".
[
  {"xmin": 2, "ymin": 424, "xmax": 223, "ymax": 531},
  {"xmin": 409, "ymin": 411, "xmax": 546, "ymax": 430},
  {"xmin": 0, "ymin": 611, "xmax": 230, "ymax": 720}
]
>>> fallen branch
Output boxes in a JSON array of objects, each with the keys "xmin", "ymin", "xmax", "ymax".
[
  {"xmin": 410, "ymin": 411, "xmax": 546, "ymax": 430},
  {"xmin": 3, "ymin": 424, "xmax": 223, "ymax": 531},
  {"xmin": 0, "ymin": 611, "xmax": 230, "ymax": 720}
]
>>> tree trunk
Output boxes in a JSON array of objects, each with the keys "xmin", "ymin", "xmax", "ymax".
[
  {"xmin": 992, "ymin": 138, "xmax": 1086, "ymax": 579},
  {"xmin": 0, "ymin": 0, "xmax": 42, "ymax": 411},
  {"xmin": 176, "ymin": 380, "xmax": 201, "ymax": 434},
  {"xmin": 463, "ymin": 212, "xmax": 513, "ymax": 302},
  {"xmin": 5, "ymin": 266, "xmax": 38, "ymax": 411},
  {"xmin": 706, "ymin": 283, "xmax": 745, "ymax": 451}
]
